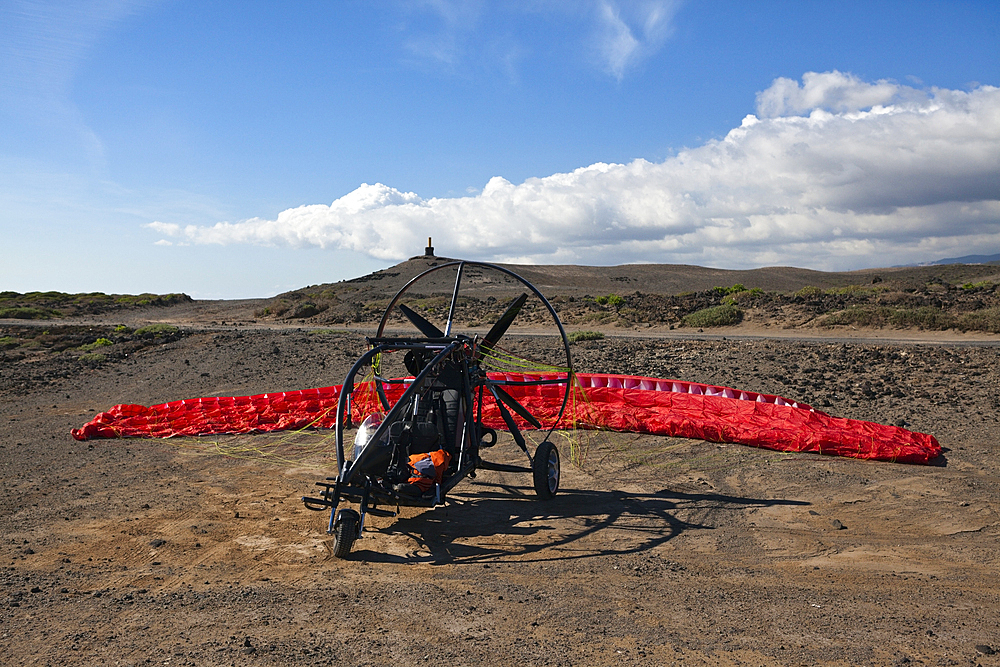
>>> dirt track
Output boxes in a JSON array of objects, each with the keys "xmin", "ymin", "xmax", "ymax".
[{"xmin": 2, "ymin": 322, "xmax": 1000, "ymax": 666}]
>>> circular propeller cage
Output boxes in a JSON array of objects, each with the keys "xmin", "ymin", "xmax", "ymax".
[{"xmin": 369, "ymin": 260, "xmax": 574, "ymax": 447}]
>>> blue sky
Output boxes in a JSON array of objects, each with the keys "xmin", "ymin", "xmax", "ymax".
[{"xmin": 2, "ymin": 1, "xmax": 998, "ymax": 299}]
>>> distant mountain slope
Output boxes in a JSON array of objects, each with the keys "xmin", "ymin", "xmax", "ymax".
[
  {"xmin": 282, "ymin": 255, "xmax": 1000, "ymax": 302},
  {"xmin": 927, "ymin": 253, "xmax": 1000, "ymax": 266}
]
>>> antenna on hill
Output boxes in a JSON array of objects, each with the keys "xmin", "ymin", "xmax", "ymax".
[{"xmin": 425, "ymin": 237, "xmax": 434, "ymax": 257}]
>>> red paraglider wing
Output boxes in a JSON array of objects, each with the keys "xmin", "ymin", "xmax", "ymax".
[{"xmin": 71, "ymin": 373, "xmax": 941, "ymax": 465}]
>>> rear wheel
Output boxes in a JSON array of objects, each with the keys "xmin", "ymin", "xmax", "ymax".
[
  {"xmin": 332, "ymin": 509, "xmax": 360, "ymax": 558},
  {"xmin": 533, "ymin": 441, "xmax": 560, "ymax": 500}
]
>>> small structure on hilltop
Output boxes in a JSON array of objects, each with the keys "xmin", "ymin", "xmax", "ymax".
[{"xmin": 425, "ymin": 237, "xmax": 434, "ymax": 257}]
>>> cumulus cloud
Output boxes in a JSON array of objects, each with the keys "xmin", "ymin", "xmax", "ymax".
[
  {"xmin": 754, "ymin": 70, "xmax": 913, "ymax": 118},
  {"xmin": 149, "ymin": 73, "xmax": 1000, "ymax": 270}
]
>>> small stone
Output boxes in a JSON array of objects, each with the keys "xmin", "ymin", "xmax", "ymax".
[
  {"xmin": 149, "ymin": 538, "xmax": 166, "ymax": 548},
  {"xmin": 30, "ymin": 586, "xmax": 41, "ymax": 594},
  {"xmin": 976, "ymin": 645, "xmax": 996, "ymax": 656},
  {"xmin": 830, "ymin": 519, "xmax": 844, "ymax": 530},
  {"xmin": 23, "ymin": 548, "xmax": 34, "ymax": 555},
  {"xmin": 808, "ymin": 510, "xmax": 819, "ymax": 516}
]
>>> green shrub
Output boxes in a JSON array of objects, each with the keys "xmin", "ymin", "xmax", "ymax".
[
  {"xmin": 724, "ymin": 287, "xmax": 765, "ymax": 305},
  {"xmin": 579, "ymin": 312, "xmax": 615, "ymax": 324},
  {"xmin": 594, "ymin": 294, "xmax": 624, "ymax": 307},
  {"xmin": 887, "ymin": 307, "xmax": 955, "ymax": 330},
  {"xmin": 712, "ymin": 284, "xmax": 748, "ymax": 298},
  {"xmin": 958, "ymin": 307, "xmax": 1000, "ymax": 333},
  {"xmin": 78, "ymin": 353, "xmax": 106, "ymax": 364},
  {"xmin": 822, "ymin": 306, "xmax": 892, "ymax": 327},
  {"xmin": 825, "ymin": 284, "xmax": 885, "ymax": 296},
  {"xmin": 682, "ymin": 304, "xmax": 743, "ymax": 327},
  {"xmin": 134, "ymin": 324, "xmax": 180, "ymax": 338},
  {"xmin": 0, "ymin": 306, "xmax": 57, "ymax": 319},
  {"xmin": 568, "ymin": 330, "xmax": 605, "ymax": 344},
  {"xmin": 292, "ymin": 302, "xmax": 322, "ymax": 318},
  {"xmin": 823, "ymin": 306, "xmax": 959, "ymax": 330},
  {"xmin": 78, "ymin": 337, "xmax": 113, "ymax": 352},
  {"xmin": 0, "ymin": 336, "xmax": 18, "ymax": 349},
  {"xmin": 20, "ymin": 291, "xmax": 63, "ymax": 302},
  {"xmin": 115, "ymin": 293, "xmax": 191, "ymax": 307},
  {"xmin": 795, "ymin": 285, "xmax": 823, "ymax": 298},
  {"xmin": 113, "ymin": 324, "xmax": 131, "ymax": 333}
]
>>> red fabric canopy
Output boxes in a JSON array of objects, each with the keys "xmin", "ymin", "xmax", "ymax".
[{"xmin": 71, "ymin": 372, "xmax": 941, "ymax": 464}]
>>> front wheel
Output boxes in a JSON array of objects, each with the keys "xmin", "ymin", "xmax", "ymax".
[
  {"xmin": 532, "ymin": 441, "xmax": 560, "ymax": 500},
  {"xmin": 332, "ymin": 509, "xmax": 360, "ymax": 558}
]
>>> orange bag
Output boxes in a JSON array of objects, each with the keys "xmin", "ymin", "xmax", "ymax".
[{"xmin": 407, "ymin": 449, "xmax": 451, "ymax": 491}]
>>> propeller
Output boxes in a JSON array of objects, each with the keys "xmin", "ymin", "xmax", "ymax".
[
  {"xmin": 398, "ymin": 303, "xmax": 444, "ymax": 338},
  {"xmin": 480, "ymin": 293, "xmax": 538, "ymax": 446},
  {"xmin": 482, "ymin": 293, "xmax": 527, "ymax": 351},
  {"xmin": 487, "ymin": 384, "xmax": 529, "ymax": 454},
  {"xmin": 490, "ymin": 383, "xmax": 542, "ymax": 428}
]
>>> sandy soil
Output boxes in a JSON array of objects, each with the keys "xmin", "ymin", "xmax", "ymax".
[{"xmin": 2, "ymin": 316, "xmax": 1000, "ymax": 666}]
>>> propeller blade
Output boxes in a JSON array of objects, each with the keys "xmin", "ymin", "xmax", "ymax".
[
  {"xmin": 488, "ymin": 385, "xmax": 528, "ymax": 453},
  {"xmin": 398, "ymin": 304, "xmax": 444, "ymax": 338},
  {"xmin": 491, "ymin": 383, "xmax": 542, "ymax": 429},
  {"xmin": 482, "ymin": 293, "xmax": 528, "ymax": 349}
]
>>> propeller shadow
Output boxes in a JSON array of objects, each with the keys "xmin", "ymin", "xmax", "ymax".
[{"xmin": 351, "ymin": 481, "xmax": 809, "ymax": 565}]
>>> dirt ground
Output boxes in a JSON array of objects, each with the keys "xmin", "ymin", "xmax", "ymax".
[{"xmin": 2, "ymin": 317, "xmax": 1000, "ymax": 666}]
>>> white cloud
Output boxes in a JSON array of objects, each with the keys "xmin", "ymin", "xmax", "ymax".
[
  {"xmin": 395, "ymin": 0, "xmax": 679, "ymax": 81},
  {"xmin": 149, "ymin": 73, "xmax": 1000, "ymax": 270},
  {"xmin": 148, "ymin": 221, "xmax": 181, "ymax": 235},
  {"xmin": 754, "ymin": 70, "xmax": 912, "ymax": 118},
  {"xmin": 593, "ymin": 0, "xmax": 680, "ymax": 79},
  {"xmin": 399, "ymin": 0, "xmax": 486, "ymax": 68},
  {"xmin": 0, "ymin": 0, "xmax": 155, "ymax": 165}
]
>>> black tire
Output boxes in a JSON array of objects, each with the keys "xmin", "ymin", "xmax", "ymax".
[
  {"xmin": 533, "ymin": 441, "xmax": 560, "ymax": 500},
  {"xmin": 333, "ymin": 509, "xmax": 360, "ymax": 558}
]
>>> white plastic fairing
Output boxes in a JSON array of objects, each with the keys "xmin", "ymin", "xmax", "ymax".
[{"xmin": 353, "ymin": 413, "xmax": 385, "ymax": 462}]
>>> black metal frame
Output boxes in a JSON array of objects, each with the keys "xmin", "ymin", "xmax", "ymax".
[{"xmin": 302, "ymin": 261, "xmax": 573, "ymax": 549}]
